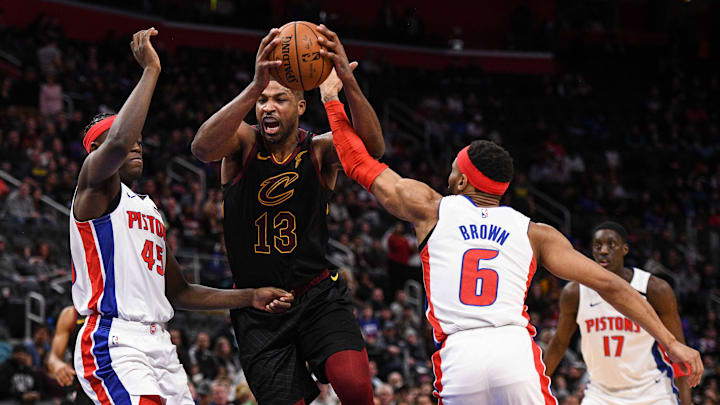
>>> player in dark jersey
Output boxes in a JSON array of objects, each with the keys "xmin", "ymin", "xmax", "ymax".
[
  {"xmin": 192, "ymin": 26, "xmax": 384, "ymax": 405},
  {"xmin": 47, "ymin": 306, "xmax": 93, "ymax": 405}
]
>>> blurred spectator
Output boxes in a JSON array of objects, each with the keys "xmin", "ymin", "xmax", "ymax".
[
  {"xmin": 0, "ymin": 345, "xmax": 43, "ymax": 403},
  {"xmin": 375, "ymin": 383, "xmax": 394, "ymax": 405},
  {"xmin": 189, "ymin": 332, "xmax": 216, "ymax": 380},
  {"xmin": 39, "ymin": 74, "xmax": 63, "ymax": 117},
  {"xmin": 23, "ymin": 325, "xmax": 50, "ymax": 367},
  {"xmin": 2, "ymin": 181, "xmax": 36, "ymax": 223},
  {"xmin": 210, "ymin": 381, "xmax": 230, "ymax": 405},
  {"xmin": 36, "ymin": 38, "xmax": 61, "ymax": 76}
]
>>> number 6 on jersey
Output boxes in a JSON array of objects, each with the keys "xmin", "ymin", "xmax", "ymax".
[{"xmin": 459, "ymin": 248, "xmax": 499, "ymax": 306}]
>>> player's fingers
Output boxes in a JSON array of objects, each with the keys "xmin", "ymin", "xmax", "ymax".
[
  {"xmin": 270, "ymin": 300, "xmax": 292, "ymax": 312},
  {"xmin": 144, "ymin": 27, "xmax": 157, "ymax": 43},
  {"xmin": 693, "ymin": 356, "xmax": 703, "ymax": 386},
  {"xmin": 259, "ymin": 38, "xmax": 281, "ymax": 60},
  {"xmin": 317, "ymin": 24, "xmax": 338, "ymax": 41},
  {"xmin": 258, "ymin": 29, "xmax": 279, "ymax": 54},
  {"xmin": 317, "ymin": 37, "xmax": 338, "ymax": 51},
  {"xmin": 132, "ymin": 32, "xmax": 141, "ymax": 51},
  {"xmin": 319, "ymin": 49, "xmax": 339, "ymax": 62},
  {"xmin": 349, "ymin": 61, "xmax": 359, "ymax": 71}
]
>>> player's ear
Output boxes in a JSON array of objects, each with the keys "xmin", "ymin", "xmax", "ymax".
[
  {"xmin": 622, "ymin": 243, "xmax": 629, "ymax": 256},
  {"xmin": 89, "ymin": 141, "xmax": 101, "ymax": 153},
  {"xmin": 457, "ymin": 173, "xmax": 468, "ymax": 192},
  {"xmin": 297, "ymin": 99, "xmax": 306, "ymax": 116}
]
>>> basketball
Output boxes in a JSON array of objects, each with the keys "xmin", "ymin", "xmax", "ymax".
[{"xmin": 270, "ymin": 21, "xmax": 333, "ymax": 91}]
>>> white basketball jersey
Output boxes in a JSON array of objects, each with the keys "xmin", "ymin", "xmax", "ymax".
[
  {"xmin": 577, "ymin": 268, "xmax": 677, "ymax": 393},
  {"xmin": 70, "ymin": 183, "xmax": 174, "ymax": 324},
  {"xmin": 421, "ymin": 195, "xmax": 537, "ymax": 344}
]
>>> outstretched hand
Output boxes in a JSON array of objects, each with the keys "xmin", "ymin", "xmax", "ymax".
[
  {"xmin": 130, "ymin": 27, "xmax": 160, "ymax": 72},
  {"xmin": 320, "ymin": 61, "xmax": 358, "ymax": 103},
  {"xmin": 253, "ymin": 287, "xmax": 294, "ymax": 313},
  {"xmin": 665, "ymin": 340, "xmax": 703, "ymax": 387}
]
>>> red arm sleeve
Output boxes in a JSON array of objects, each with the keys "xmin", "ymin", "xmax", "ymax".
[{"xmin": 324, "ymin": 100, "xmax": 388, "ymax": 191}]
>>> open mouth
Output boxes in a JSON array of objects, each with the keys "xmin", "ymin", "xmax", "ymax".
[
  {"xmin": 262, "ymin": 116, "xmax": 280, "ymax": 135},
  {"xmin": 598, "ymin": 260, "xmax": 609, "ymax": 267}
]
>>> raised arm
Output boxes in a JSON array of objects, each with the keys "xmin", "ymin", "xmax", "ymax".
[
  {"xmin": 647, "ymin": 277, "xmax": 691, "ymax": 405},
  {"xmin": 543, "ymin": 282, "xmax": 579, "ymax": 376},
  {"xmin": 324, "ymin": 100, "xmax": 438, "ymax": 241},
  {"xmin": 47, "ymin": 306, "xmax": 76, "ymax": 387},
  {"xmin": 317, "ymin": 25, "xmax": 385, "ymax": 160},
  {"xmin": 164, "ymin": 247, "xmax": 292, "ymax": 312},
  {"xmin": 529, "ymin": 222, "xmax": 703, "ymax": 387},
  {"xmin": 191, "ymin": 29, "xmax": 282, "ymax": 162},
  {"xmin": 78, "ymin": 28, "xmax": 160, "ymax": 189}
]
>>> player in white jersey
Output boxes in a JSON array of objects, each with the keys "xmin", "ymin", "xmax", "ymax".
[
  {"xmin": 320, "ymin": 99, "xmax": 703, "ymax": 405},
  {"xmin": 70, "ymin": 28, "xmax": 293, "ymax": 405},
  {"xmin": 543, "ymin": 222, "xmax": 691, "ymax": 404}
]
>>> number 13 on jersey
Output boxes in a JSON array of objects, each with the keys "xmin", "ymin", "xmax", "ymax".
[{"xmin": 459, "ymin": 248, "xmax": 499, "ymax": 306}]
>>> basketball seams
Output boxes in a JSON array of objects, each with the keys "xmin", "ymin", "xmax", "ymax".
[
  {"xmin": 297, "ymin": 21, "xmax": 326, "ymax": 89},
  {"xmin": 292, "ymin": 22, "xmax": 307, "ymax": 91}
]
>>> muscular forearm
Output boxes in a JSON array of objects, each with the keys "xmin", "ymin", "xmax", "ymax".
[
  {"xmin": 171, "ymin": 284, "xmax": 254, "ymax": 310},
  {"xmin": 599, "ymin": 279, "xmax": 676, "ymax": 348},
  {"xmin": 325, "ymin": 101, "xmax": 388, "ymax": 190},
  {"xmin": 543, "ymin": 338, "xmax": 569, "ymax": 376},
  {"xmin": 192, "ymin": 82, "xmax": 262, "ymax": 162},
  {"xmin": 337, "ymin": 77, "xmax": 384, "ymax": 158},
  {"xmin": 105, "ymin": 67, "xmax": 160, "ymax": 152}
]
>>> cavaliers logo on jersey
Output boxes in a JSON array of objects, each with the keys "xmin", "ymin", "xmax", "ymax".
[{"xmin": 258, "ymin": 172, "xmax": 299, "ymax": 206}]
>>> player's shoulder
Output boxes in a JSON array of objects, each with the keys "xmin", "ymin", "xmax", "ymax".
[
  {"xmin": 560, "ymin": 281, "xmax": 580, "ymax": 303},
  {"xmin": 646, "ymin": 273, "xmax": 676, "ymax": 301}
]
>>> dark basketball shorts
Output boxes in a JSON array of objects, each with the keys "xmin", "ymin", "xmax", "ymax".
[{"xmin": 230, "ymin": 275, "xmax": 365, "ymax": 405}]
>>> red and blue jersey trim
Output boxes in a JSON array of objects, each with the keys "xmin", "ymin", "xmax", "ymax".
[{"xmin": 651, "ymin": 341, "xmax": 681, "ymax": 403}]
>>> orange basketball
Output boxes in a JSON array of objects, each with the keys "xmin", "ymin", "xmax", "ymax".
[{"xmin": 270, "ymin": 21, "xmax": 333, "ymax": 91}]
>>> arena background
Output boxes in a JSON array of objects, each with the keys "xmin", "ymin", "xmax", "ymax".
[{"xmin": 0, "ymin": 0, "xmax": 718, "ymax": 404}]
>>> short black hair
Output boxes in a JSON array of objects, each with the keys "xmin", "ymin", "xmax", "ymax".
[
  {"xmin": 82, "ymin": 112, "xmax": 115, "ymax": 137},
  {"xmin": 592, "ymin": 221, "xmax": 628, "ymax": 243},
  {"xmin": 466, "ymin": 140, "xmax": 514, "ymax": 182}
]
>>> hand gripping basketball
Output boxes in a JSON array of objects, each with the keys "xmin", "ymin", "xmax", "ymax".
[
  {"xmin": 253, "ymin": 29, "xmax": 283, "ymax": 90},
  {"xmin": 316, "ymin": 25, "xmax": 355, "ymax": 84}
]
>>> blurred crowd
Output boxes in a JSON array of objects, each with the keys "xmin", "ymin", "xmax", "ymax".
[{"xmin": 1, "ymin": 12, "xmax": 719, "ymax": 405}]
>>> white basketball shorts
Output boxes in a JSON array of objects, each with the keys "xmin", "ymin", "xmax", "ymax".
[
  {"xmin": 432, "ymin": 324, "xmax": 558, "ymax": 405},
  {"xmin": 74, "ymin": 314, "xmax": 193, "ymax": 405},
  {"xmin": 582, "ymin": 379, "xmax": 679, "ymax": 405}
]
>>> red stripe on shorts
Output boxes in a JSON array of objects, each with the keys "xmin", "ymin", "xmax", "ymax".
[
  {"xmin": 139, "ymin": 395, "xmax": 163, "ymax": 405},
  {"xmin": 530, "ymin": 338, "xmax": 557, "ymax": 405},
  {"xmin": 81, "ymin": 314, "xmax": 111, "ymax": 404},
  {"xmin": 431, "ymin": 340, "xmax": 447, "ymax": 404}
]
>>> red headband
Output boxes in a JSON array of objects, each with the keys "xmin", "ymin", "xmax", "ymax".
[
  {"xmin": 456, "ymin": 146, "xmax": 510, "ymax": 196},
  {"xmin": 83, "ymin": 115, "xmax": 116, "ymax": 152}
]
